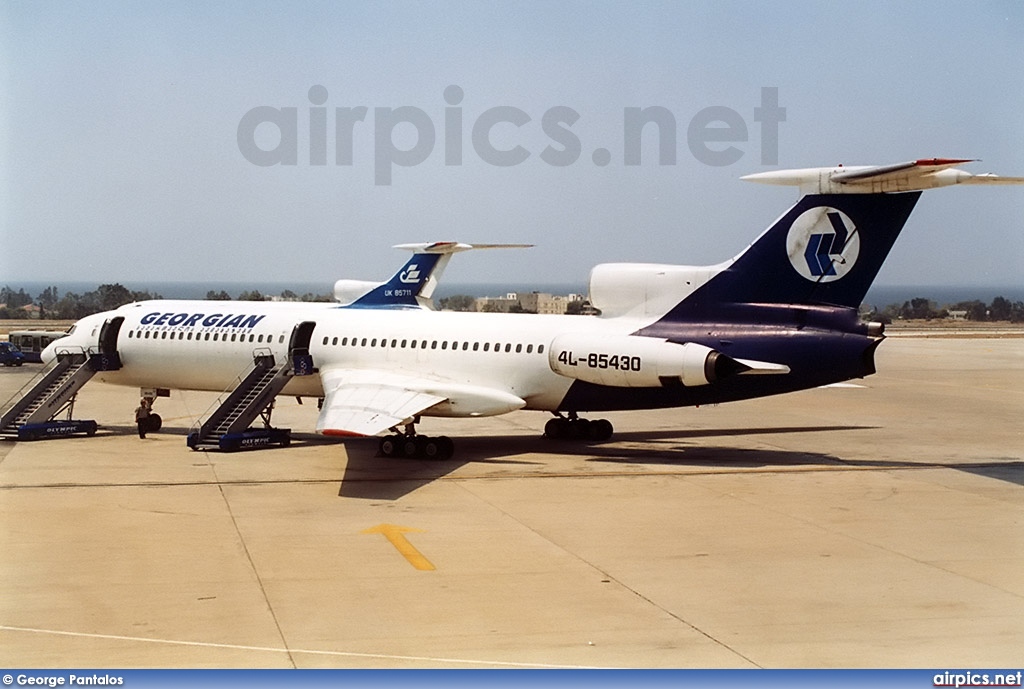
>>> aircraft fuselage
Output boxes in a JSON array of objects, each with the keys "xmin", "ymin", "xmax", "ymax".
[{"xmin": 53, "ymin": 298, "xmax": 877, "ymax": 417}]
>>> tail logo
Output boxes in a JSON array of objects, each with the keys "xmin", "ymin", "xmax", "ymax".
[
  {"xmin": 399, "ymin": 264, "xmax": 422, "ymax": 284},
  {"xmin": 786, "ymin": 206, "xmax": 859, "ymax": 282}
]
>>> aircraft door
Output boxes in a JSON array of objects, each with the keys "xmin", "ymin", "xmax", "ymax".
[
  {"xmin": 92, "ymin": 316, "xmax": 125, "ymax": 371},
  {"xmin": 98, "ymin": 316, "xmax": 124, "ymax": 354},
  {"xmin": 288, "ymin": 321, "xmax": 317, "ymax": 376}
]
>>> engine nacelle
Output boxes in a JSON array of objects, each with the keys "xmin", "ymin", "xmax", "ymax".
[
  {"xmin": 333, "ymin": 279, "xmax": 381, "ymax": 305},
  {"xmin": 549, "ymin": 334, "xmax": 733, "ymax": 388},
  {"xmin": 588, "ymin": 263, "xmax": 719, "ymax": 318}
]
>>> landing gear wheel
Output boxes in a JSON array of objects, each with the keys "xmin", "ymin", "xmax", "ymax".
[
  {"xmin": 379, "ymin": 434, "xmax": 402, "ymax": 457},
  {"xmin": 421, "ymin": 437, "xmax": 442, "ymax": 459},
  {"xmin": 569, "ymin": 418, "xmax": 591, "ymax": 440},
  {"xmin": 545, "ymin": 416, "xmax": 613, "ymax": 442},
  {"xmin": 420, "ymin": 435, "xmax": 454, "ymax": 460},
  {"xmin": 590, "ymin": 418, "xmax": 614, "ymax": 441},
  {"xmin": 545, "ymin": 417, "xmax": 570, "ymax": 439},
  {"xmin": 145, "ymin": 414, "xmax": 162, "ymax": 433},
  {"xmin": 401, "ymin": 437, "xmax": 420, "ymax": 458}
]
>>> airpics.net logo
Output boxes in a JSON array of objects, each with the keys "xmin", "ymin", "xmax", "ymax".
[{"xmin": 237, "ymin": 85, "xmax": 786, "ymax": 185}]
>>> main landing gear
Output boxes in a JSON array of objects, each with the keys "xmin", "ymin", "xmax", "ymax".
[
  {"xmin": 378, "ymin": 419, "xmax": 454, "ymax": 460},
  {"xmin": 544, "ymin": 413, "xmax": 614, "ymax": 442}
]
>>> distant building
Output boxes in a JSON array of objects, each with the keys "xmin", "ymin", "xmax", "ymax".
[
  {"xmin": 473, "ymin": 291, "xmax": 578, "ymax": 315},
  {"xmin": 518, "ymin": 292, "xmax": 572, "ymax": 315},
  {"xmin": 947, "ymin": 310, "xmax": 968, "ymax": 321},
  {"xmin": 474, "ymin": 293, "xmax": 520, "ymax": 313}
]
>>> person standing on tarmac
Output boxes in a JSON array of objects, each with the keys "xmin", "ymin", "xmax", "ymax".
[{"xmin": 134, "ymin": 398, "xmax": 151, "ymax": 439}]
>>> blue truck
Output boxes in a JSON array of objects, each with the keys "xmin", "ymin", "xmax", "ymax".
[{"xmin": 0, "ymin": 342, "xmax": 26, "ymax": 366}]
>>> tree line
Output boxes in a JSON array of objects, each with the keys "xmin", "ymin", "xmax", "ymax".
[
  {"xmin": 0, "ymin": 284, "xmax": 331, "ymax": 320},
  {"xmin": 2, "ymin": 284, "xmax": 1023, "ymax": 322},
  {"xmin": 874, "ymin": 296, "xmax": 1024, "ymax": 323}
]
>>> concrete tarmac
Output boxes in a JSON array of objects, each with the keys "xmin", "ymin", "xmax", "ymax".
[{"xmin": 0, "ymin": 336, "xmax": 1021, "ymax": 668}]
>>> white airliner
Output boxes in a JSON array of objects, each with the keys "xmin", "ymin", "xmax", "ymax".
[{"xmin": 28, "ymin": 158, "xmax": 1022, "ymax": 457}]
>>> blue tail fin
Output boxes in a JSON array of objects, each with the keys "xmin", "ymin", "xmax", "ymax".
[
  {"xmin": 665, "ymin": 191, "xmax": 921, "ymax": 316},
  {"xmin": 347, "ymin": 252, "xmax": 445, "ymax": 309}
]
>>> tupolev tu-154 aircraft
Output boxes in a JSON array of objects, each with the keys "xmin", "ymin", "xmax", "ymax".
[{"xmin": 10, "ymin": 158, "xmax": 1020, "ymax": 457}]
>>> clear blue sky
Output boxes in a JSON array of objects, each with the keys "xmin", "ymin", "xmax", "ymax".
[{"xmin": 2, "ymin": 1, "xmax": 1022, "ymax": 289}]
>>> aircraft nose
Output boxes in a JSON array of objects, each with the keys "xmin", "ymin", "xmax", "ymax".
[{"xmin": 40, "ymin": 340, "xmax": 58, "ymax": 365}]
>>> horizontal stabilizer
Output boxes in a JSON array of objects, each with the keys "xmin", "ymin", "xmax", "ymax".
[
  {"xmin": 393, "ymin": 242, "xmax": 533, "ymax": 254},
  {"xmin": 743, "ymin": 159, "xmax": 1024, "ymax": 194}
]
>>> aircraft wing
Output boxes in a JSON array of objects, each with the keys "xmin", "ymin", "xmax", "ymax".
[
  {"xmin": 315, "ymin": 368, "xmax": 447, "ymax": 437},
  {"xmin": 315, "ymin": 367, "xmax": 526, "ymax": 437}
]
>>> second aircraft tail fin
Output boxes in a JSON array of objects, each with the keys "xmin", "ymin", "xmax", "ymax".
[{"xmin": 342, "ymin": 242, "xmax": 532, "ymax": 309}]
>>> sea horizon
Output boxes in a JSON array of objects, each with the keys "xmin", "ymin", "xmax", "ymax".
[{"xmin": 5, "ymin": 280, "xmax": 1024, "ymax": 309}]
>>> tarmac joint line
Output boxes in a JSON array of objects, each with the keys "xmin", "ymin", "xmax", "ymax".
[{"xmin": 0, "ymin": 624, "xmax": 602, "ymax": 668}]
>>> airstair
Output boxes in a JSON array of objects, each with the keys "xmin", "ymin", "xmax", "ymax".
[
  {"xmin": 187, "ymin": 321, "xmax": 317, "ymax": 452},
  {"xmin": 0, "ymin": 349, "xmax": 121, "ymax": 440},
  {"xmin": 0, "ymin": 315, "xmax": 124, "ymax": 440}
]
